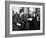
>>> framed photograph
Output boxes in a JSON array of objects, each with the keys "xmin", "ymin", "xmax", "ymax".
[{"xmin": 5, "ymin": 1, "xmax": 45, "ymax": 37}]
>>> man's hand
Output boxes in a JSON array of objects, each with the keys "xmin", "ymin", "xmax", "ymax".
[
  {"xmin": 27, "ymin": 18, "xmax": 33, "ymax": 21},
  {"xmin": 17, "ymin": 23, "xmax": 21, "ymax": 26}
]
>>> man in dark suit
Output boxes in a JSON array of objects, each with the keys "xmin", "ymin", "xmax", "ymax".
[{"xmin": 13, "ymin": 12, "xmax": 22, "ymax": 31}]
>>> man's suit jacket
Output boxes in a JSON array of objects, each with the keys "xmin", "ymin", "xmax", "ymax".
[{"xmin": 13, "ymin": 14, "xmax": 22, "ymax": 31}]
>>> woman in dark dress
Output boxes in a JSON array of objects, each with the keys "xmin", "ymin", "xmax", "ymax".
[{"xmin": 32, "ymin": 12, "xmax": 40, "ymax": 30}]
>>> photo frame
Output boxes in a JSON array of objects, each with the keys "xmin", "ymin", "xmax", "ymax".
[{"xmin": 5, "ymin": 1, "xmax": 45, "ymax": 37}]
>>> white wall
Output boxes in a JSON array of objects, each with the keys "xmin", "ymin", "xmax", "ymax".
[{"xmin": 0, "ymin": 0, "xmax": 46, "ymax": 38}]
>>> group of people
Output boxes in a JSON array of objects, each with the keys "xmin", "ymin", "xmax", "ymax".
[{"xmin": 12, "ymin": 8, "xmax": 40, "ymax": 31}]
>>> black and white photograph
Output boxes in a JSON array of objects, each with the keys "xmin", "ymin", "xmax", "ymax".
[{"xmin": 12, "ymin": 7, "xmax": 40, "ymax": 31}]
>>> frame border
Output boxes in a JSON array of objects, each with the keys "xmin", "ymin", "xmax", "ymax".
[{"xmin": 5, "ymin": 1, "xmax": 45, "ymax": 37}]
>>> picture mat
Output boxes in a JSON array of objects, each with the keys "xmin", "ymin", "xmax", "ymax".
[{"xmin": 10, "ymin": 4, "xmax": 43, "ymax": 34}]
